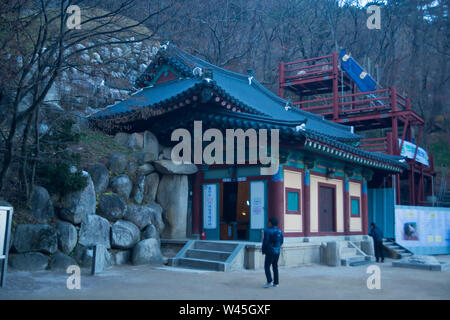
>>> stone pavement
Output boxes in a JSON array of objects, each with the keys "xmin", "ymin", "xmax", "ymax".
[{"xmin": 1, "ymin": 257, "xmax": 449, "ymax": 300}]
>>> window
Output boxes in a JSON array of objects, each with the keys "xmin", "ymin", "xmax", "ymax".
[
  {"xmin": 351, "ymin": 197, "xmax": 361, "ymax": 217},
  {"xmin": 285, "ymin": 188, "xmax": 301, "ymax": 214}
]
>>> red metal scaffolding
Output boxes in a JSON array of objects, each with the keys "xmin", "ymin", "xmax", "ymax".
[{"xmin": 279, "ymin": 52, "xmax": 436, "ymax": 206}]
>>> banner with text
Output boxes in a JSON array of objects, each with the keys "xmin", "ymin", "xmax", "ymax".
[{"xmin": 395, "ymin": 205, "xmax": 450, "ymax": 255}]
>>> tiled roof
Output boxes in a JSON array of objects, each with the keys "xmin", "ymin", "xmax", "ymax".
[{"xmin": 89, "ymin": 43, "xmax": 407, "ymax": 170}]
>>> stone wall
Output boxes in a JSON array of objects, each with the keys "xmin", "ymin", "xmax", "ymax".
[{"xmin": 8, "ymin": 130, "xmax": 197, "ymax": 272}]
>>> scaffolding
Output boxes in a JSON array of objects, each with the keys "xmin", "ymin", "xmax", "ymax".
[{"xmin": 278, "ymin": 51, "xmax": 436, "ymax": 206}]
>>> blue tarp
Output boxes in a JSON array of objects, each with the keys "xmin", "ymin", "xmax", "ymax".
[{"xmin": 340, "ymin": 49, "xmax": 376, "ymax": 92}]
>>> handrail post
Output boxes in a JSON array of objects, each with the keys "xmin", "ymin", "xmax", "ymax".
[
  {"xmin": 406, "ymin": 97, "xmax": 411, "ymax": 110},
  {"xmin": 278, "ymin": 61, "xmax": 285, "ymax": 98},
  {"xmin": 332, "ymin": 52, "xmax": 339, "ymax": 120},
  {"xmin": 391, "ymin": 87, "xmax": 397, "ymax": 112}
]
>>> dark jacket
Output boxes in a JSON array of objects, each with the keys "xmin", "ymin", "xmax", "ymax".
[
  {"xmin": 262, "ymin": 227, "xmax": 284, "ymax": 255},
  {"xmin": 369, "ymin": 226, "xmax": 383, "ymax": 243}
]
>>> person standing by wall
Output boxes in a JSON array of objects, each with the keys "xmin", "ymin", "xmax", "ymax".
[
  {"xmin": 369, "ymin": 222, "xmax": 384, "ymax": 263},
  {"xmin": 262, "ymin": 217, "xmax": 284, "ymax": 288}
]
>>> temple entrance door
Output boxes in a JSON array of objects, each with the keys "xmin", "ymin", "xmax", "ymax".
[
  {"xmin": 220, "ymin": 181, "xmax": 250, "ymax": 240},
  {"xmin": 319, "ymin": 185, "xmax": 335, "ymax": 233}
]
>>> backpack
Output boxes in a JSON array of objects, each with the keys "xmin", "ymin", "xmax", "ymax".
[{"xmin": 271, "ymin": 228, "xmax": 283, "ymax": 248}]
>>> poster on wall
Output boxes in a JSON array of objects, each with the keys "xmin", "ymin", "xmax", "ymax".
[
  {"xmin": 395, "ymin": 205, "xmax": 450, "ymax": 254},
  {"xmin": 203, "ymin": 184, "xmax": 217, "ymax": 229},
  {"xmin": 250, "ymin": 181, "xmax": 265, "ymax": 230}
]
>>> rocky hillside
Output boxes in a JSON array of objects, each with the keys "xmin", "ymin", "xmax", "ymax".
[{"xmin": 8, "ymin": 129, "xmax": 197, "ymax": 272}]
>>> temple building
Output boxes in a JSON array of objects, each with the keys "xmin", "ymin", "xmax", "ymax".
[{"xmin": 89, "ymin": 44, "xmax": 407, "ymax": 246}]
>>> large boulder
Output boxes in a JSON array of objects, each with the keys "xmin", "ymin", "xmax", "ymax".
[
  {"xmin": 127, "ymin": 161, "xmax": 138, "ymax": 177},
  {"xmin": 8, "ymin": 252, "xmax": 49, "ymax": 271},
  {"xmin": 74, "ymin": 245, "xmax": 93, "ymax": 268},
  {"xmin": 131, "ymin": 239, "xmax": 163, "ymax": 265},
  {"xmin": 160, "ymin": 146, "xmax": 172, "ymax": 160},
  {"xmin": 128, "ymin": 132, "xmax": 144, "ymax": 150},
  {"xmin": 13, "ymin": 224, "xmax": 58, "ymax": 254},
  {"xmin": 142, "ymin": 224, "xmax": 160, "ymax": 244},
  {"xmin": 79, "ymin": 214, "xmax": 111, "ymax": 249},
  {"xmin": 133, "ymin": 151, "xmax": 157, "ymax": 165},
  {"xmin": 111, "ymin": 220, "xmax": 140, "ymax": 249},
  {"xmin": 123, "ymin": 204, "xmax": 152, "ymax": 230},
  {"xmin": 60, "ymin": 172, "xmax": 96, "ymax": 224},
  {"xmin": 56, "ymin": 221, "xmax": 78, "ymax": 254},
  {"xmin": 110, "ymin": 174, "xmax": 132, "ymax": 200},
  {"xmin": 147, "ymin": 201, "xmax": 165, "ymax": 233},
  {"xmin": 50, "ymin": 252, "xmax": 78, "ymax": 271},
  {"xmin": 28, "ymin": 185, "xmax": 54, "ymax": 223},
  {"xmin": 143, "ymin": 131, "xmax": 159, "ymax": 158},
  {"xmin": 153, "ymin": 160, "xmax": 198, "ymax": 175},
  {"xmin": 73, "ymin": 245, "xmax": 113, "ymax": 269},
  {"xmin": 132, "ymin": 175, "xmax": 145, "ymax": 205},
  {"xmin": 138, "ymin": 163, "xmax": 154, "ymax": 176},
  {"xmin": 108, "ymin": 153, "xmax": 128, "ymax": 175},
  {"xmin": 97, "ymin": 193, "xmax": 127, "ymax": 222},
  {"xmin": 124, "ymin": 203, "xmax": 163, "ymax": 230},
  {"xmin": 113, "ymin": 250, "xmax": 131, "ymax": 265},
  {"xmin": 143, "ymin": 172, "xmax": 159, "ymax": 203},
  {"xmin": 114, "ymin": 132, "xmax": 130, "ymax": 146},
  {"xmin": 157, "ymin": 175, "xmax": 188, "ymax": 239},
  {"xmin": 88, "ymin": 163, "xmax": 109, "ymax": 194}
]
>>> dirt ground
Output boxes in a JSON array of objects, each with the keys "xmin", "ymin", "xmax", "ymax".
[{"xmin": 1, "ymin": 256, "xmax": 449, "ymax": 300}]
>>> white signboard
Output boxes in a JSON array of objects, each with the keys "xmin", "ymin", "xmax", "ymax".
[
  {"xmin": 398, "ymin": 139, "xmax": 429, "ymax": 166},
  {"xmin": 203, "ymin": 184, "xmax": 217, "ymax": 229},
  {"xmin": 0, "ymin": 211, "xmax": 6, "ymax": 256},
  {"xmin": 250, "ymin": 181, "xmax": 265, "ymax": 229},
  {"xmin": 395, "ymin": 205, "xmax": 450, "ymax": 254}
]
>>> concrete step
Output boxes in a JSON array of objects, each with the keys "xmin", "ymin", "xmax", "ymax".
[
  {"xmin": 185, "ymin": 249, "xmax": 231, "ymax": 262},
  {"xmin": 177, "ymin": 257, "xmax": 225, "ymax": 271},
  {"xmin": 341, "ymin": 247, "xmax": 358, "ymax": 257},
  {"xmin": 400, "ymin": 253, "xmax": 413, "ymax": 258},
  {"xmin": 341, "ymin": 255, "xmax": 366, "ymax": 266},
  {"xmin": 194, "ymin": 241, "xmax": 237, "ymax": 252},
  {"xmin": 349, "ymin": 260, "xmax": 372, "ymax": 267}
]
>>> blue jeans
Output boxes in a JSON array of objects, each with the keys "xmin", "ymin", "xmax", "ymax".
[{"xmin": 264, "ymin": 253, "xmax": 280, "ymax": 285}]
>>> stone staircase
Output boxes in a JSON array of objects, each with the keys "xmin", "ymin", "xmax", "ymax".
[
  {"xmin": 382, "ymin": 239, "xmax": 413, "ymax": 259},
  {"xmin": 340, "ymin": 241, "xmax": 373, "ymax": 266},
  {"xmin": 168, "ymin": 240, "xmax": 246, "ymax": 271}
]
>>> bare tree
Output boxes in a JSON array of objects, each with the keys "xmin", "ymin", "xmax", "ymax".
[{"xmin": 0, "ymin": 0, "xmax": 171, "ymax": 195}]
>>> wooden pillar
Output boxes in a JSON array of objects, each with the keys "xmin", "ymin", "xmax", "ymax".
[
  {"xmin": 303, "ymin": 169, "xmax": 311, "ymax": 237},
  {"xmin": 332, "ymin": 52, "xmax": 339, "ymax": 120},
  {"xmin": 362, "ymin": 178, "xmax": 369, "ymax": 235},
  {"xmin": 268, "ymin": 167, "xmax": 284, "ymax": 233},
  {"xmin": 192, "ymin": 169, "xmax": 203, "ymax": 236},
  {"xmin": 391, "ymin": 87, "xmax": 399, "ymax": 155},
  {"xmin": 343, "ymin": 176, "xmax": 350, "ymax": 235},
  {"xmin": 395, "ymin": 173, "xmax": 401, "ymax": 205}
]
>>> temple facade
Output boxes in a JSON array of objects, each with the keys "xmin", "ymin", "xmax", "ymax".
[{"xmin": 90, "ymin": 44, "xmax": 406, "ymax": 243}]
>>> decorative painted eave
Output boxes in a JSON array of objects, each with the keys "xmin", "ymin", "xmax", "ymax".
[{"xmin": 303, "ymin": 138, "xmax": 406, "ymax": 172}]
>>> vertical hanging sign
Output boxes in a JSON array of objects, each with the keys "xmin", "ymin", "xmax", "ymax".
[
  {"xmin": 250, "ymin": 181, "xmax": 265, "ymax": 229},
  {"xmin": 203, "ymin": 184, "xmax": 217, "ymax": 229}
]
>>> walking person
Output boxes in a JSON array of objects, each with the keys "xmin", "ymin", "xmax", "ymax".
[
  {"xmin": 369, "ymin": 222, "xmax": 384, "ymax": 263},
  {"xmin": 262, "ymin": 217, "xmax": 284, "ymax": 288}
]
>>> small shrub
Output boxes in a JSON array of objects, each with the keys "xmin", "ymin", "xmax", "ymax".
[{"xmin": 36, "ymin": 162, "xmax": 88, "ymax": 197}]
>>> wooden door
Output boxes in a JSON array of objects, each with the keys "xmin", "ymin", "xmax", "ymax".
[{"xmin": 319, "ymin": 185, "xmax": 335, "ymax": 232}]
